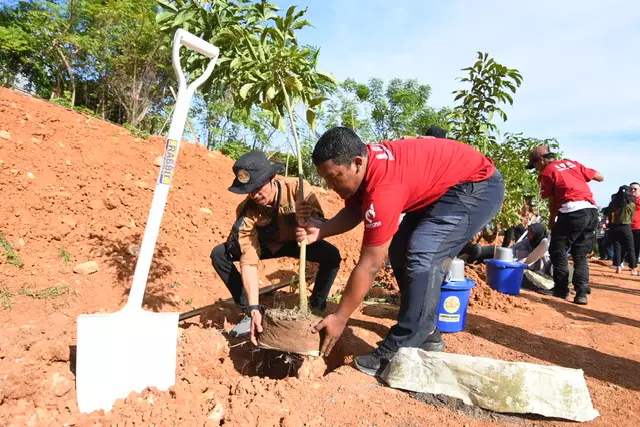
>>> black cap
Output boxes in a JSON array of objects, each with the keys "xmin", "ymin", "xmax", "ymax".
[
  {"xmin": 228, "ymin": 151, "xmax": 284, "ymax": 194},
  {"xmin": 424, "ymin": 126, "xmax": 447, "ymax": 138}
]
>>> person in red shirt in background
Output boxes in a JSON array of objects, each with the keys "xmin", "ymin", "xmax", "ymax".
[
  {"xmin": 296, "ymin": 127, "xmax": 505, "ymax": 377},
  {"xmin": 527, "ymin": 146, "xmax": 604, "ymax": 305},
  {"xmin": 630, "ymin": 182, "xmax": 640, "ymax": 263}
]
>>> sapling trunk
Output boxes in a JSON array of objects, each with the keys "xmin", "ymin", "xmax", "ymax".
[{"xmin": 281, "ymin": 81, "xmax": 308, "ymax": 314}]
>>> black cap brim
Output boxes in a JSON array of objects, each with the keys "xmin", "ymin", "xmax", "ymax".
[
  {"xmin": 228, "ymin": 163, "xmax": 284, "ymax": 194},
  {"xmin": 526, "ymin": 159, "xmax": 535, "ymax": 170}
]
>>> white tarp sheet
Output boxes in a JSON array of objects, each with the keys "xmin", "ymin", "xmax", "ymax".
[{"xmin": 381, "ymin": 348, "xmax": 599, "ymax": 422}]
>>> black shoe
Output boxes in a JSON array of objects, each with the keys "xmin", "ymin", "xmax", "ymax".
[
  {"xmin": 552, "ymin": 289, "xmax": 569, "ymax": 299},
  {"xmin": 574, "ymin": 295, "xmax": 588, "ymax": 305},
  {"xmin": 354, "ymin": 346, "xmax": 395, "ymax": 377},
  {"xmin": 422, "ymin": 328, "xmax": 446, "ymax": 352}
]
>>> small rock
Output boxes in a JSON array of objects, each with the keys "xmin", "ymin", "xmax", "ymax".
[
  {"xmin": 0, "ymin": 159, "xmax": 4, "ymax": 164},
  {"xmin": 126, "ymin": 244, "xmax": 141, "ymax": 256},
  {"xmin": 58, "ymin": 141, "xmax": 64, "ymax": 148},
  {"xmin": 31, "ymin": 137, "xmax": 41, "ymax": 144},
  {"xmin": 129, "ymin": 218, "xmax": 136, "ymax": 228},
  {"xmin": 25, "ymin": 113, "xmax": 32, "ymax": 121},
  {"xmin": 26, "ymin": 172, "xmax": 35, "ymax": 179},
  {"xmin": 65, "ymin": 159, "xmax": 71, "ymax": 166},
  {"xmin": 48, "ymin": 372, "xmax": 73, "ymax": 397},
  {"xmin": 73, "ymin": 261, "xmax": 99, "ymax": 275},
  {"xmin": 18, "ymin": 238, "xmax": 25, "ymax": 246},
  {"xmin": 0, "ymin": 130, "xmax": 10, "ymax": 140},
  {"xmin": 10, "ymin": 169, "xmax": 19, "ymax": 175},
  {"xmin": 16, "ymin": 139, "xmax": 23, "ymax": 146},
  {"xmin": 205, "ymin": 403, "xmax": 225, "ymax": 425},
  {"xmin": 136, "ymin": 181, "xmax": 148, "ymax": 189},
  {"xmin": 199, "ymin": 208, "xmax": 213, "ymax": 215},
  {"xmin": 153, "ymin": 156, "xmax": 163, "ymax": 167}
]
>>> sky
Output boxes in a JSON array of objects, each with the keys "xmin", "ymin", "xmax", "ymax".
[{"xmin": 274, "ymin": 0, "xmax": 640, "ymax": 206}]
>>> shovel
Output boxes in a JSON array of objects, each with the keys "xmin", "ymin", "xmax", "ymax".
[
  {"xmin": 75, "ymin": 29, "xmax": 220, "ymax": 414},
  {"xmin": 523, "ymin": 237, "xmax": 550, "ymax": 267}
]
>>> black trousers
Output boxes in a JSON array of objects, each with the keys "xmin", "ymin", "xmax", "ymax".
[
  {"xmin": 611, "ymin": 224, "xmax": 637, "ymax": 268},
  {"xmin": 633, "ymin": 229, "xmax": 640, "ymax": 263},
  {"xmin": 549, "ymin": 208, "xmax": 598, "ymax": 297},
  {"xmin": 210, "ymin": 240, "xmax": 341, "ymax": 312}
]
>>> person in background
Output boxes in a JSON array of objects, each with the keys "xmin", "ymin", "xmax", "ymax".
[
  {"xmin": 502, "ymin": 196, "xmax": 540, "ymax": 247},
  {"xmin": 608, "ymin": 185, "xmax": 638, "ymax": 275},
  {"xmin": 527, "ymin": 146, "xmax": 604, "ymax": 305},
  {"xmin": 596, "ymin": 209, "xmax": 612, "ymax": 261},
  {"xmin": 424, "ymin": 126, "xmax": 447, "ymax": 138},
  {"xmin": 210, "ymin": 151, "xmax": 341, "ymax": 342},
  {"xmin": 630, "ymin": 182, "xmax": 640, "ymax": 263}
]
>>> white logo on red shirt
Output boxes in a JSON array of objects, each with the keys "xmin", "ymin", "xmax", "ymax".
[
  {"xmin": 364, "ymin": 203, "xmax": 382, "ymax": 229},
  {"xmin": 554, "ymin": 161, "xmax": 576, "ymax": 172},
  {"xmin": 370, "ymin": 144, "xmax": 395, "ymax": 161}
]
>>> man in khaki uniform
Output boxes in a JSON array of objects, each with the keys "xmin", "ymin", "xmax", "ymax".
[{"xmin": 210, "ymin": 151, "xmax": 341, "ymax": 341}]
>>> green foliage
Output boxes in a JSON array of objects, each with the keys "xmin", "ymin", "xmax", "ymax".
[
  {"xmin": 322, "ymin": 78, "xmax": 450, "ymax": 142},
  {"xmin": 218, "ymin": 140, "xmax": 251, "ymax": 160},
  {"xmin": 58, "ymin": 247, "xmax": 71, "ymax": 265},
  {"xmin": 0, "ymin": 233, "xmax": 23, "ymax": 268},
  {"xmin": 123, "ymin": 123, "xmax": 151, "ymax": 140},
  {"xmin": 0, "ymin": 288, "xmax": 14, "ymax": 310},
  {"xmin": 0, "ymin": 0, "xmax": 173, "ymax": 129},
  {"xmin": 448, "ymin": 51, "xmax": 523, "ymax": 152},
  {"xmin": 18, "ymin": 286, "xmax": 70, "ymax": 299},
  {"xmin": 448, "ymin": 52, "xmax": 560, "ymax": 228}
]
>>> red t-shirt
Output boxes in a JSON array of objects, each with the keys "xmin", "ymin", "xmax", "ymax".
[
  {"xmin": 345, "ymin": 138, "xmax": 495, "ymax": 246},
  {"xmin": 538, "ymin": 160, "xmax": 597, "ymax": 207},
  {"xmin": 632, "ymin": 202, "xmax": 640, "ymax": 230}
]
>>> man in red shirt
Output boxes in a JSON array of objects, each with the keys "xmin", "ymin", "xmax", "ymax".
[
  {"xmin": 296, "ymin": 127, "xmax": 505, "ymax": 377},
  {"xmin": 526, "ymin": 146, "xmax": 604, "ymax": 305}
]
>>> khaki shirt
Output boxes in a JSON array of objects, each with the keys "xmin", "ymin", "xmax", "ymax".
[{"xmin": 231, "ymin": 177, "xmax": 325, "ymax": 267}]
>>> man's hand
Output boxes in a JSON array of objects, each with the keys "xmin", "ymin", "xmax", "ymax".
[
  {"xmin": 250, "ymin": 309, "xmax": 264, "ymax": 346},
  {"xmin": 312, "ymin": 313, "xmax": 348, "ymax": 356},
  {"xmin": 296, "ymin": 217, "xmax": 322, "ymax": 246},
  {"xmin": 296, "ymin": 200, "xmax": 315, "ymax": 225}
]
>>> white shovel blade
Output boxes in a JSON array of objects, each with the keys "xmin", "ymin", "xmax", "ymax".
[
  {"xmin": 525, "ymin": 237, "xmax": 550, "ymax": 266},
  {"xmin": 75, "ymin": 309, "xmax": 179, "ymax": 414}
]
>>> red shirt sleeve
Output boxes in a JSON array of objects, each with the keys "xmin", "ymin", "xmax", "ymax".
[
  {"xmin": 538, "ymin": 170, "xmax": 554, "ymax": 200},
  {"xmin": 360, "ymin": 187, "xmax": 404, "ymax": 247},
  {"xmin": 579, "ymin": 162, "xmax": 597, "ymax": 182}
]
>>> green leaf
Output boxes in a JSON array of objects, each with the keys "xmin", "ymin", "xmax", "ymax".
[
  {"xmin": 265, "ymin": 85, "xmax": 276, "ymax": 100},
  {"xmin": 285, "ymin": 76, "xmax": 304, "ymax": 92},
  {"xmin": 308, "ymin": 97, "xmax": 328, "ymax": 108},
  {"xmin": 316, "ymin": 71, "xmax": 338, "ymax": 84},
  {"xmin": 239, "ymin": 83, "xmax": 254, "ymax": 100},
  {"xmin": 157, "ymin": 0, "xmax": 178, "ymax": 12},
  {"xmin": 306, "ymin": 109, "xmax": 317, "ymax": 130}
]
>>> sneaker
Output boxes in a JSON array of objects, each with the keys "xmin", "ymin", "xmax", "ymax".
[
  {"xmin": 229, "ymin": 314, "xmax": 251, "ymax": 338},
  {"xmin": 552, "ymin": 289, "xmax": 570, "ymax": 299},
  {"xmin": 574, "ymin": 295, "xmax": 588, "ymax": 305},
  {"xmin": 422, "ymin": 328, "xmax": 446, "ymax": 352},
  {"xmin": 354, "ymin": 346, "xmax": 395, "ymax": 377}
]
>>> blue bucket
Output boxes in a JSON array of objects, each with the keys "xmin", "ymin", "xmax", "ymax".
[
  {"xmin": 484, "ymin": 259, "xmax": 528, "ymax": 295},
  {"xmin": 436, "ymin": 278, "xmax": 476, "ymax": 333}
]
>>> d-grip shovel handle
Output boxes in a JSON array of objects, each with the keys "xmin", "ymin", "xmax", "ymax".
[{"xmin": 125, "ymin": 30, "xmax": 219, "ymax": 310}]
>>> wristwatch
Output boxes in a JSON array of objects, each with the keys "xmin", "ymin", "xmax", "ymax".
[{"xmin": 248, "ymin": 305, "xmax": 264, "ymax": 314}]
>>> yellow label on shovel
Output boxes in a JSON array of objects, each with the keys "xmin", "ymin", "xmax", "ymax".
[{"xmin": 158, "ymin": 139, "xmax": 179, "ymax": 185}]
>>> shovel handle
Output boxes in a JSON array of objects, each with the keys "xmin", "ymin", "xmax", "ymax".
[{"xmin": 126, "ymin": 31, "xmax": 220, "ymax": 310}]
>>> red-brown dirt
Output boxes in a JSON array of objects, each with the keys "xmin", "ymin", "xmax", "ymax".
[{"xmin": 1, "ymin": 87, "xmax": 639, "ymax": 426}]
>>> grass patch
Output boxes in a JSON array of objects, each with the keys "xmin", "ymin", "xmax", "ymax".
[
  {"xmin": 58, "ymin": 247, "xmax": 71, "ymax": 264},
  {"xmin": 1, "ymin": 288, "xmax": 14, "ymax": 309},
  {"xmin": 184, "ymin": 297, "xmax": 193, "ymax": 306},
  {"xmin": 19, "ymin": 285, "xmax": 70, "ymax": 300},
  {"xmin": 0, "ymin": 233, "xmax": 24, "ymax": 268}
]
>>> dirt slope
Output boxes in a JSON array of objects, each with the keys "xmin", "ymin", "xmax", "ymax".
[{"xmin": 1, "ymin": 87, "xmax": 639, "ymax": 426}]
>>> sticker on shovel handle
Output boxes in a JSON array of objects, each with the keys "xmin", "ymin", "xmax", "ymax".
[{"xmin": 158, "ymin": 139, "xmax": 179, "ymax": 185}]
